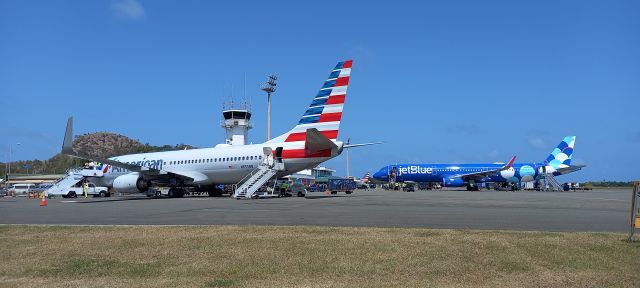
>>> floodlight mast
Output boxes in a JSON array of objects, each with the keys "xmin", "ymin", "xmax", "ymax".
[{"xmin": 261, "ymin": 74, "xmax": 278, "ymax": 141}]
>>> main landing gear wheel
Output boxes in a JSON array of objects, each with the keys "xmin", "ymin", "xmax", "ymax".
[
  {"xmin": 208, "ymin": 188, "xmax": 223, "ymax": 197},
  {"xmin": 466, "ymin": 185, "xmax": 480, "ymax": 191}
]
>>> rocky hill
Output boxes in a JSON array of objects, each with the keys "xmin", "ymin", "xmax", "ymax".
[{"xmin": 1, "ymin": 132, "xmax": 195, "ymax": 176}]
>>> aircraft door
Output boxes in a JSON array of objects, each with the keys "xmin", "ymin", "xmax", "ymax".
[
  {"xmin": 274, "ymin": 147, "xmax": 283, "ymax": 163},
  {"xmin": 389, "ymin": 165, "xmax": 397, "ymax": 185}
]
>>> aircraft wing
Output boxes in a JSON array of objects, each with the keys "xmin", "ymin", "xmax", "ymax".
[
  {"xmin": 452, "ymin": 155, "xmax": 517, "ymax": 181},
  {"xmin": 61, "ymin": 117, "xmax": 196, "ymax": 182}
]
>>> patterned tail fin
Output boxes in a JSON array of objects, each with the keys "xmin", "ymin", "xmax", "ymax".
[
  {"xmin": 544, "ymin": 136, "xmax": 576, "ymax": 168},
  {"xmin": 267, "ymin": 60, "xmax": 352, "ymax": 143},
  {"xmin": 362, "ymin": 172, "xmax": 371, "ymax": 183}
]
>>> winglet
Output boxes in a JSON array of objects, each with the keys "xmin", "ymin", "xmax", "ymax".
[{"xmin": 62, "ymin": 117, "xmax": 75, "ymax": 155}]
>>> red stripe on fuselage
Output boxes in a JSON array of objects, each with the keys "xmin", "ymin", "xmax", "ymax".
[
  {"xmin": 318, "ymin": 112, "xmax": 342, "ymax": 122},
  {"xmin": 284, "ymin": 130, "xmax": 339, "ymax": 142},
  {"xmin": 325, "ymin": 94, "xmax": 345, "ymax": 105},
  {"xmin": 282, "ymin": 149, "xmax": 332, "ymax": 159}
]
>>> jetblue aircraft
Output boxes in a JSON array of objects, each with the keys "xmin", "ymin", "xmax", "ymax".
[
  {"xmin": 372, "ymin": 136, "xmax": 583, "ymax": 191},
  {"xmin": 61, "ymin": 60, "xmax": 361, "ymax": 197}
]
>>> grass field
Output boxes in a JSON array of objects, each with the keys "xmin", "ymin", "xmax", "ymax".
[{"xmin": 1, "ymin": 225, "xmax": 639, "ymax": 287}]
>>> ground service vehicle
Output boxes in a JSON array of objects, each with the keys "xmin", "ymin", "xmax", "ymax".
[
  {"xmin": 10, "ymin": 184, "xmax": 35, "ymax": 196},
  {"xmin": 290, "ymin": 183, "xmax": 308, "ymax": 197},
  {"xmin": 328, "ymin": 177, "xmax": 356, "ymax": 195},
  {"xmin": 55, "ymin": 182, "xmax": 110, "ymax": 198}
]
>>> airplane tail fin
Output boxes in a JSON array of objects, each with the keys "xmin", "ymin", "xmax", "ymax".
[
  {"xmin": 362, "ymin": 172, "xmax": 371, "ymax": 183},
  {"xmin": 267, "ymin": 60, "xmax": 352, "ymax": 144},
  {"xmin": 543, "ymin": 136, "xmax": 576, "ymax": 168}
]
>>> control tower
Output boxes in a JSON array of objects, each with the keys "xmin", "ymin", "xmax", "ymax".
[{"xmin": 221, "ymin": 102, "xmax": 252, "ymax": 145}]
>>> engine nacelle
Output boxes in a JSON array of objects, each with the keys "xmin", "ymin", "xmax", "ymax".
[
  {"xmin": 112, "ymin": 173, "xmax": 150, "ymax": 193},
  {"xmin": 442, "ymin": 177, "xmax": 465, "ymax": 187}
]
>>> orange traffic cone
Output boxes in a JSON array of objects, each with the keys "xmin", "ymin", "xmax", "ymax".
[{"xmin": 40, "ymin": 196, "xmax": 47, "ymax": 207}]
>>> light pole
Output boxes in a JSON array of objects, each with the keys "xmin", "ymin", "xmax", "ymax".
[
  {"xmin": 345, "ymin": 138, "xmax": 350, "ymax": 177},
  {"xmin": 261, "ymin": 74, "xmax": 277, "ymax": 141}
]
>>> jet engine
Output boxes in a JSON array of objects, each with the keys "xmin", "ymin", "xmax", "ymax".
[
  {"xmin": 442, "ymin": 177, "xmax": 465, "ymax": 187},
  {"xmin": 113, "ymin": 173, "xmax": 151, "ymax": 193}
]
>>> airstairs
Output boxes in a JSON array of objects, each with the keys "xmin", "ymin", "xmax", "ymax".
[
  {"xmin": 233, "ymin": 147, "xmax": 285, "ymax": 199},
  {"xmin": 44, "ymin": 166, "xmax": 105, "ymax": 196},
  {"xmin": 44, "ymin": 169, "xmax": 85, "ymax": 195},
  {"xmin": 538, "ymin": 173, "xmax": 563, "ymax": 191}
]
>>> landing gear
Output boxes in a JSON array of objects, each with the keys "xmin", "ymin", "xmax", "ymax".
[
  {"xmin": 208, "ymin": 188, "xmax": 223, "ymax": 197},
  {"xmin": 168, "ymin": 188, "xmax": 185, "ymax": 198},
  {"xmin": 466, "ymin": 183, "xmax": 480, "ymax": 191}
]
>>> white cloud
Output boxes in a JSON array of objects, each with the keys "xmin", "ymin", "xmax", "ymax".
[
  {"xmin": 111, "ymin": 0, "xmax": 146, "ymax": 21},
  {"xmin": 528, "ymin": 137, "xmax": 546, "ymax": 149}
]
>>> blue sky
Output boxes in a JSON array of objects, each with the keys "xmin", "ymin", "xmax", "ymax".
[{"xmin": 1, "ymin": 0, "xmax": 638, "ymax": 181}]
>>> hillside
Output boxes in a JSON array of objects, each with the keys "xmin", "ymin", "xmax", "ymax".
[{"xmin": 1, "ymin": 132, "xmax": 195, "ymax": 176}]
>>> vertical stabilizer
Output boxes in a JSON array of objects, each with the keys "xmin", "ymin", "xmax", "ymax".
[
  {"xmin": 267, "ymin": 60, "xmax": 352, "ymax": 144},
  {"xmin": 544, "ymin": 136, "xmax": 576, "ymax": 168}
]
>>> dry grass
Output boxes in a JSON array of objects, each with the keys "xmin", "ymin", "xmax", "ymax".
[{"xmin": 0, "ymin": 225, "xmax": 638, "ymax": 287}]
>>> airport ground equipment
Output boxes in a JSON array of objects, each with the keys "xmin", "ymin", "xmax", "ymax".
[
  {"xmin": 44, "ymin": 170, "xmax": 84, "ymax": 196},
  {"xmin": 536, "ymin": 173, "xmax": 563, "ymax": 191},
  {"xmin": 233, "ymin": 147, "xmax": 285, "ymax": 199},
  {"xmin": 629, "ymin": 181, "xmax": 640, "ymax": 241},
  {"xmin": 328, "ymin": 177, "xmax": 356, "ymax": 194}
]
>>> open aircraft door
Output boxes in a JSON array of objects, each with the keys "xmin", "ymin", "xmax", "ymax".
[
  {"xmin": 274, "ymin": 147, "xmax": 283, "ymax": 164},
  {"xmin": 389, "ymin": 165, "xmax": 398, "ymax": 186}
]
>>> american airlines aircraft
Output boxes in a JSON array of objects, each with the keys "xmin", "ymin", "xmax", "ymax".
[
  {"xmin": 62, "ymin": 60, "xmax": 359, "ymax": 197},
  {"xmin": 354, "ymin": 172, "xmax": 371, "ymax": 187},
  {"xmin": 373, "ymin": 136, "xmax": 584, "ymax": 191}
]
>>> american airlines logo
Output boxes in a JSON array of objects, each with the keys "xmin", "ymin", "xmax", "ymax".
[
  {"xmin": 398, "ymin": 166, "xmax": 433, "ymax": 176},
  {"xmin": 111, "ymin": 159, "xmax": 164, "ymax": 173}
]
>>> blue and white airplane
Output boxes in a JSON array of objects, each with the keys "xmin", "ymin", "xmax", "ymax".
[{"xmin": 372, "ymin": 136, "xmax": 583, "ymax": 190}]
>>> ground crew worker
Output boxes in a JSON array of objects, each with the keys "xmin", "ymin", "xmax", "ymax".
[{"xmin": 83, "ymin": 181, "xmax": 89, "ymax": 198}]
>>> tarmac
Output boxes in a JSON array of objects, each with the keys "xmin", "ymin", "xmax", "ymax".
[{"xmin": 0, "ymin": 188, "xmax": 631, "ymax": 232}]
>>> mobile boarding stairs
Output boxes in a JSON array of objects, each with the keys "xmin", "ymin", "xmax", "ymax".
[
  {"xmin": 233, "ymin": 147, "xmax": 285, "ymax": 199},
  {"xmin": 44, "ymin": 167, "xmax": 104, "ymax": 196}
]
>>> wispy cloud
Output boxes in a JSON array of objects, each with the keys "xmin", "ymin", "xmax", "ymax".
[
  {"xmin": 110, "ymin": 0, "xmax": 146, "ymax": 21},
  {"xmin": 526, "ymin": 129, "xmax": 549, "ymax": 150},
  {"xmin": 527, "ymin": 137, "xmax": 546, "ymax": 149}
]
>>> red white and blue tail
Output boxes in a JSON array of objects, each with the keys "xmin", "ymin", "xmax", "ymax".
[{"xmin": 268, "ymin": 60, "xmax": 352, "ymax": 144}]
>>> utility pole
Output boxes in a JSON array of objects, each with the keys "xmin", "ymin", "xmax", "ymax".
[
  {"xmin": 261, "ymin": 74, "xmax": 277, "ymax": 141},
  {"xmin": 345, "ymin": 138, "xmax": 350, "ymax": 177}
]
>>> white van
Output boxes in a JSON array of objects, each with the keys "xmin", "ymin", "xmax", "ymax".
[{"xmin": 11, "ymin": 184, "xmax": 36, "ymax": 196}]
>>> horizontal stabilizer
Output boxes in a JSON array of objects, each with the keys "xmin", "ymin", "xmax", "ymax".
[
  {"xmin": 344, "ymin": 142, "xmax": 384, "ymax": 149},
  {"xmin": 556, "ymin": 165, "xmax": 586, "ymax": 175},
  {"xmin": 305, "ymin": 128, "xmax": 337, "ymax": 153}
]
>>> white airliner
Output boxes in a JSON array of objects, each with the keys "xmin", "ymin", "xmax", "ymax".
[
  {"xmin": 62, "ymin": 60, "xmax": 363, "ymax": 197},
  {"xmin": 354, "ymin": 172, "xmax": 371, "ymax": 187}
]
